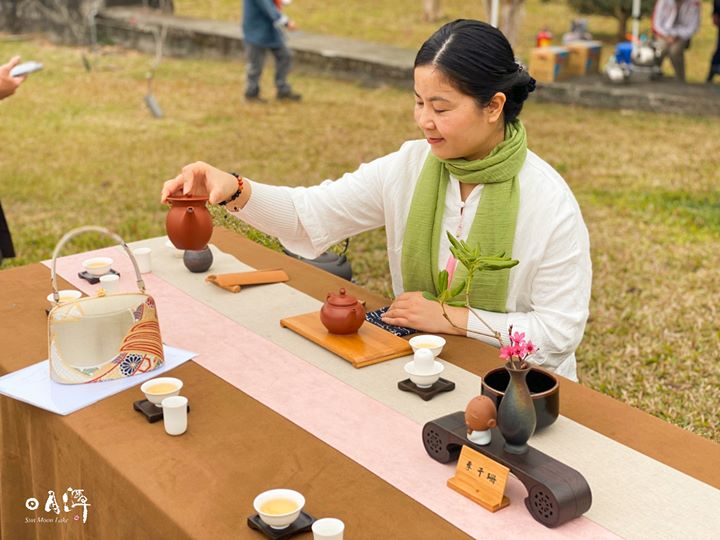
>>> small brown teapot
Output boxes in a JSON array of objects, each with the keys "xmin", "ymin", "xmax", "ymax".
[
  {"xmin": 166, "ymin": 196, "xmax": 213, "ymax": 251},
  {"xmin": 320, "ymin": 288, "xmax": 366, "ymax": 335}
]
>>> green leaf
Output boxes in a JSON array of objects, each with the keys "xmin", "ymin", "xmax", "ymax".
[
  {"xmin": 449, "ymin": 279, "xmax": 466, "ymax": 299},
  {"xmin": 438, "ymin": 269, "xmax": 449, "ymax": 292},
  {"xmin": 447, "ymin": 231, "xmax": 462, "ymax": 249},
  {"xmin": 422, "ymin": 291, "xmax": 438, "ymax": 302},
  {"xmin": 447, "ymin": 300, "xmax": 468, "ymax": 307}
]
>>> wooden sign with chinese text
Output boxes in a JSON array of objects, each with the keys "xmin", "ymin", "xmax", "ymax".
[{"xmin": 447, "ymin": 445, "xmax": 510, "ymax": 512}]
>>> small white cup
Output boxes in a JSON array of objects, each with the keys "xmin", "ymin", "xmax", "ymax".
[
  {"xmin": 165, "ymin": 239, "xmax": 184, "ymax": 258},
  {"xmin": 133, "ymin": 247, "xmax": 152, "ymax": 274},
  {"xmin": 161, "ymin": 395, "xmax": 188, "ymax": 436},
  {"xmin": 312, "ymin": 518, "xmax": 344, "ymax": 540},
  {"xmin": 99, "ymin": 273, "xmax": 120, "ymax": 293}
]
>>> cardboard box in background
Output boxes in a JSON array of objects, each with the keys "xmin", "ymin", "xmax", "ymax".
[
  {"xmin": 529, "ymin": 46, "xmax": 570, "ymax": 83},
  {"xmin": 566, "ymin": 40, "xmax": 603, "ymax": 76}
]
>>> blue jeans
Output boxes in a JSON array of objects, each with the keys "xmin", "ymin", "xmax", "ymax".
[{"xmin": 245, "ymin": 42, "xmax": 292, "ymax": 97}]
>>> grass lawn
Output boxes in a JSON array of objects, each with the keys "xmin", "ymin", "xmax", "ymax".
[
  {"xmin": 174, "ymin": 0, "xmax": 720, "ymax": 83},
  {"xmin": 0, "ymin": 33, "xmax": 718, "ymax": 442}
]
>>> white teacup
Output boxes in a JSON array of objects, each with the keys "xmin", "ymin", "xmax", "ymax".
[
  {"xmin": 140, "ymin": 377, "xmax": 183, "ymax": 406},
  {"xmin": 312, "ymin": 518, "xmax": 345, "ymax": 540},
  {"xmin": 254, "ymin": 489, "xmax": 305, "ymax": 530},
  {"xmin": 161, "ymin": 395, "xmax": 188, "ymax": 436},
  {"xmin": 409, "ymin": 334, "xmax": 446, "ymax": 358},
  {"xmin": 132, "ymin": 247, "xmax": 152, "ymax": 274},
  {"xmin": 81, "ymin": 256, "xmax": 113, "ymax": 276},
  {"xmin": 99, "ymin": 274, "xmax": 120, "ymax": 293},
  {"xmin": 164, "ymin": 239, "xmax": 184, "ymax": 258},
  {"xmin": 46, "ymin": 290, "xmax": 83, "ymax": 305},
  {"xmin": 404, "ymin": 349, "xmax": 444, "ymax": 388}
]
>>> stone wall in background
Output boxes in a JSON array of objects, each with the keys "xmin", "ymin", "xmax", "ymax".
[{"xmin": 0, "ymin": 1, "xmax": 171, "ymax": 44}]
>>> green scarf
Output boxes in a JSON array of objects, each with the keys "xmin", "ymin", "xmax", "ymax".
[{"xmin": 401, "ymin": 120, "xmax": 526, "ymax": 312}]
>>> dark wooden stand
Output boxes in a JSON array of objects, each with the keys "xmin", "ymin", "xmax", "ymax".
[
  {"xmin": 422, "ymin": 411, "xmax": 592, "ymax": 528},
  {"xmin": 397, "ymin": 377, "xmax": 455, "ymax": 401},
  {"xmin": 246, "ymin": 511, "xmax": 315, "ymax": 539}
]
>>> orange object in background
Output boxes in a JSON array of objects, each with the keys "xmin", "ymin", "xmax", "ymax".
[{"xmin": 536, "ymin": 28, "xmax": 553, "ymax": 47}]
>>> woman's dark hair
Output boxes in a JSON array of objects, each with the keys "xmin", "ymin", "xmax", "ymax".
[{"xmin": 414, "ymin": 19, "xmax": 536, "ymax": 124}]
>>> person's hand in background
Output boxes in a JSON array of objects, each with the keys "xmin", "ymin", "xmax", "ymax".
[{"xmin": 0, "ymin": 56, "xmax": 26, "ymax": 100}]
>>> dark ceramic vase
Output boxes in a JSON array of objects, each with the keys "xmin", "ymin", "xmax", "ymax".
[
  {"xmin": 497, "ymin": 363, "xmax": 537, "ymax": 455},
  {"xmin": 482, "ymin": 367, "xmax": 559, "ymax": 430},
  {"xmin": 183, "ymin": 246, "xmax": 213, "ymax": 273}
]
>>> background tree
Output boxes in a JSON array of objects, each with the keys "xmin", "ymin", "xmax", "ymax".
[{"xmin": 567, "ymin": 0, "xmax": 655, "ymax": 41}]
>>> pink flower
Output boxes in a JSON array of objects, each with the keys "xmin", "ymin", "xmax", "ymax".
[
  {"xmin": 499, "ymin": 346, "xmax": 514, "ymax": 359},
  {"xmin": 525, "ymin": 341, "xmax": 536, "ymax": 355},
  {"xmin": 511, "ymin": 331, "xmax": 526, "ymax": 345}
]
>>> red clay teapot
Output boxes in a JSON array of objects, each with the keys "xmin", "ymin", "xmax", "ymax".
[
  {"xmin": 166, "ymin": 196, "xmax": 213, "ymax": 251},
  {"xmin": 320, "ymin": 288, "xmax": 366, "ymax": 335}
]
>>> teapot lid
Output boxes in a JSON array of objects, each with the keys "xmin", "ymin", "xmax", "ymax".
[{"xmin": 326, "ymin": 288, "xmax": 358, "ymax": 307}]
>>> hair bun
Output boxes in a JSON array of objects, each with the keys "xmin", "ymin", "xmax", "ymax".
[{"xmin": 527, "ymin": 77, "xmax": 536, "ymax": 94}]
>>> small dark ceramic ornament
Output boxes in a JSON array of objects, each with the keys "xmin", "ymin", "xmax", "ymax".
[{"xmin": 183, "ymin": 246, "xmax": 213, "ymax": 273}]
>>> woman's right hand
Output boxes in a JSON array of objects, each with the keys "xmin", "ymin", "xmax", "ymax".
[{"xmin": 160, "ymin": 161, "xmax": 239, "ymax": 205}]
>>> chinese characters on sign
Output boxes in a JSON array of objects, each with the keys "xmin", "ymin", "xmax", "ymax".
[
  {"xmin": 447, "ymin": 446, "xmax": 510, "ymax": 512},
  {"xmin": 25, "ymin": 488, "xmax": 91, "ymax": 524}
]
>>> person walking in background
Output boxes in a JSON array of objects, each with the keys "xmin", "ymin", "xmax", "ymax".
[
  {"xmin": 483, "ymin": 0, "xmax": 525, "ymax": 49},
  {"xmin": 0, "ymin": 56, "xmax": 26, "ymax": 265},
  {"xmin": 242, "ymin": 0, "xmax": 301, "ymax": 102},
  {"xmin": 652, "ymin": 0, "xmax": 701, "ymax": 81},
  {"xmin": 708, "ymin": 0, "xmax": 720, "ymax": 82},
  {"xmin": 423, "ymin": 0, "xmax": 443, "ymax": 22}
]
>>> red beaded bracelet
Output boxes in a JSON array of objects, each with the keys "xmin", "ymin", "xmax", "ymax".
[{"xmin": 218, "ymin": 173, "xmax": 244, "ymax": 210}]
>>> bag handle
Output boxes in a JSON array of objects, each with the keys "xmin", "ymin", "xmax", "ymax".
[{"xmin": 50, "ymin": 226, "xmax": 146, "ymax": 302}]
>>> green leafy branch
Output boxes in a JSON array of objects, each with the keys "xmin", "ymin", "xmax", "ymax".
[{"xmin": 422, "ymin": 232, "xmax": 519, "ymax": 348}]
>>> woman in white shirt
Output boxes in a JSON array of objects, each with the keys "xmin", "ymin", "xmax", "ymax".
[{"xmin": 160, "ymin": 20, "xmax": 591, "ymax": 380}]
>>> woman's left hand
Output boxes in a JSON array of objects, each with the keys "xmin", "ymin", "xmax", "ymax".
[{"xmin": 382, "ymin": 292, "xmax": 466, "ymax": 335}]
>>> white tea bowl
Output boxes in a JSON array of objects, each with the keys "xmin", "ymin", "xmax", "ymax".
[
  {"xmin": 140, "ymin": 377, "xmax": 183, "ymax": 406},
  {"xmin": 81, "ymin": 256, "xmax": 113, "ymax": 276},
  {"xmin": 46, "ymin": 289, "xmax": 83, "ymax": 305},
  {"xmin": 253, "ymin": 489, "xmax": 305, "ymax": 530},
  {"xmin": 408, "ymin": 334, "xmax": 446, "ymax": 358},
  {"xmin": 404, "ymin": 359, "xmax": 444, "ymax": 388}
]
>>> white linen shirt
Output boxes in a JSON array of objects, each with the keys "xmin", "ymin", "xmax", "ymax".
[{"xmin": 232, "ymin": 140, "xmax": 591, "ymax": 380}]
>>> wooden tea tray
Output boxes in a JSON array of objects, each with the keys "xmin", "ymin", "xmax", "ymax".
[{"xmin": 280, "ymin": 311, "xmax": 413, "ymax": 368}]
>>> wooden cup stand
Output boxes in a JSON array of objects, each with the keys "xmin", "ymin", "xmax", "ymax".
[{"xmin": 423, "ymin": 411, "xmax": 592, "ymax": 528}]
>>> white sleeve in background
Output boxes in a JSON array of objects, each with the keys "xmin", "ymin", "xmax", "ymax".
[
  {"xmin": 652, "ymin": 0, "xmax": 674, "ymax": 37},
  {"xmin": 674, "ymin": 2, "xmax": 700, "ymax": 40},
  {"xmin": 466, "ymin": 193, "xmax": 591, "ymax": 381},
  {"xmin": 230, "ymin": 153, "xmax": 390, "ymax": 259}
]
